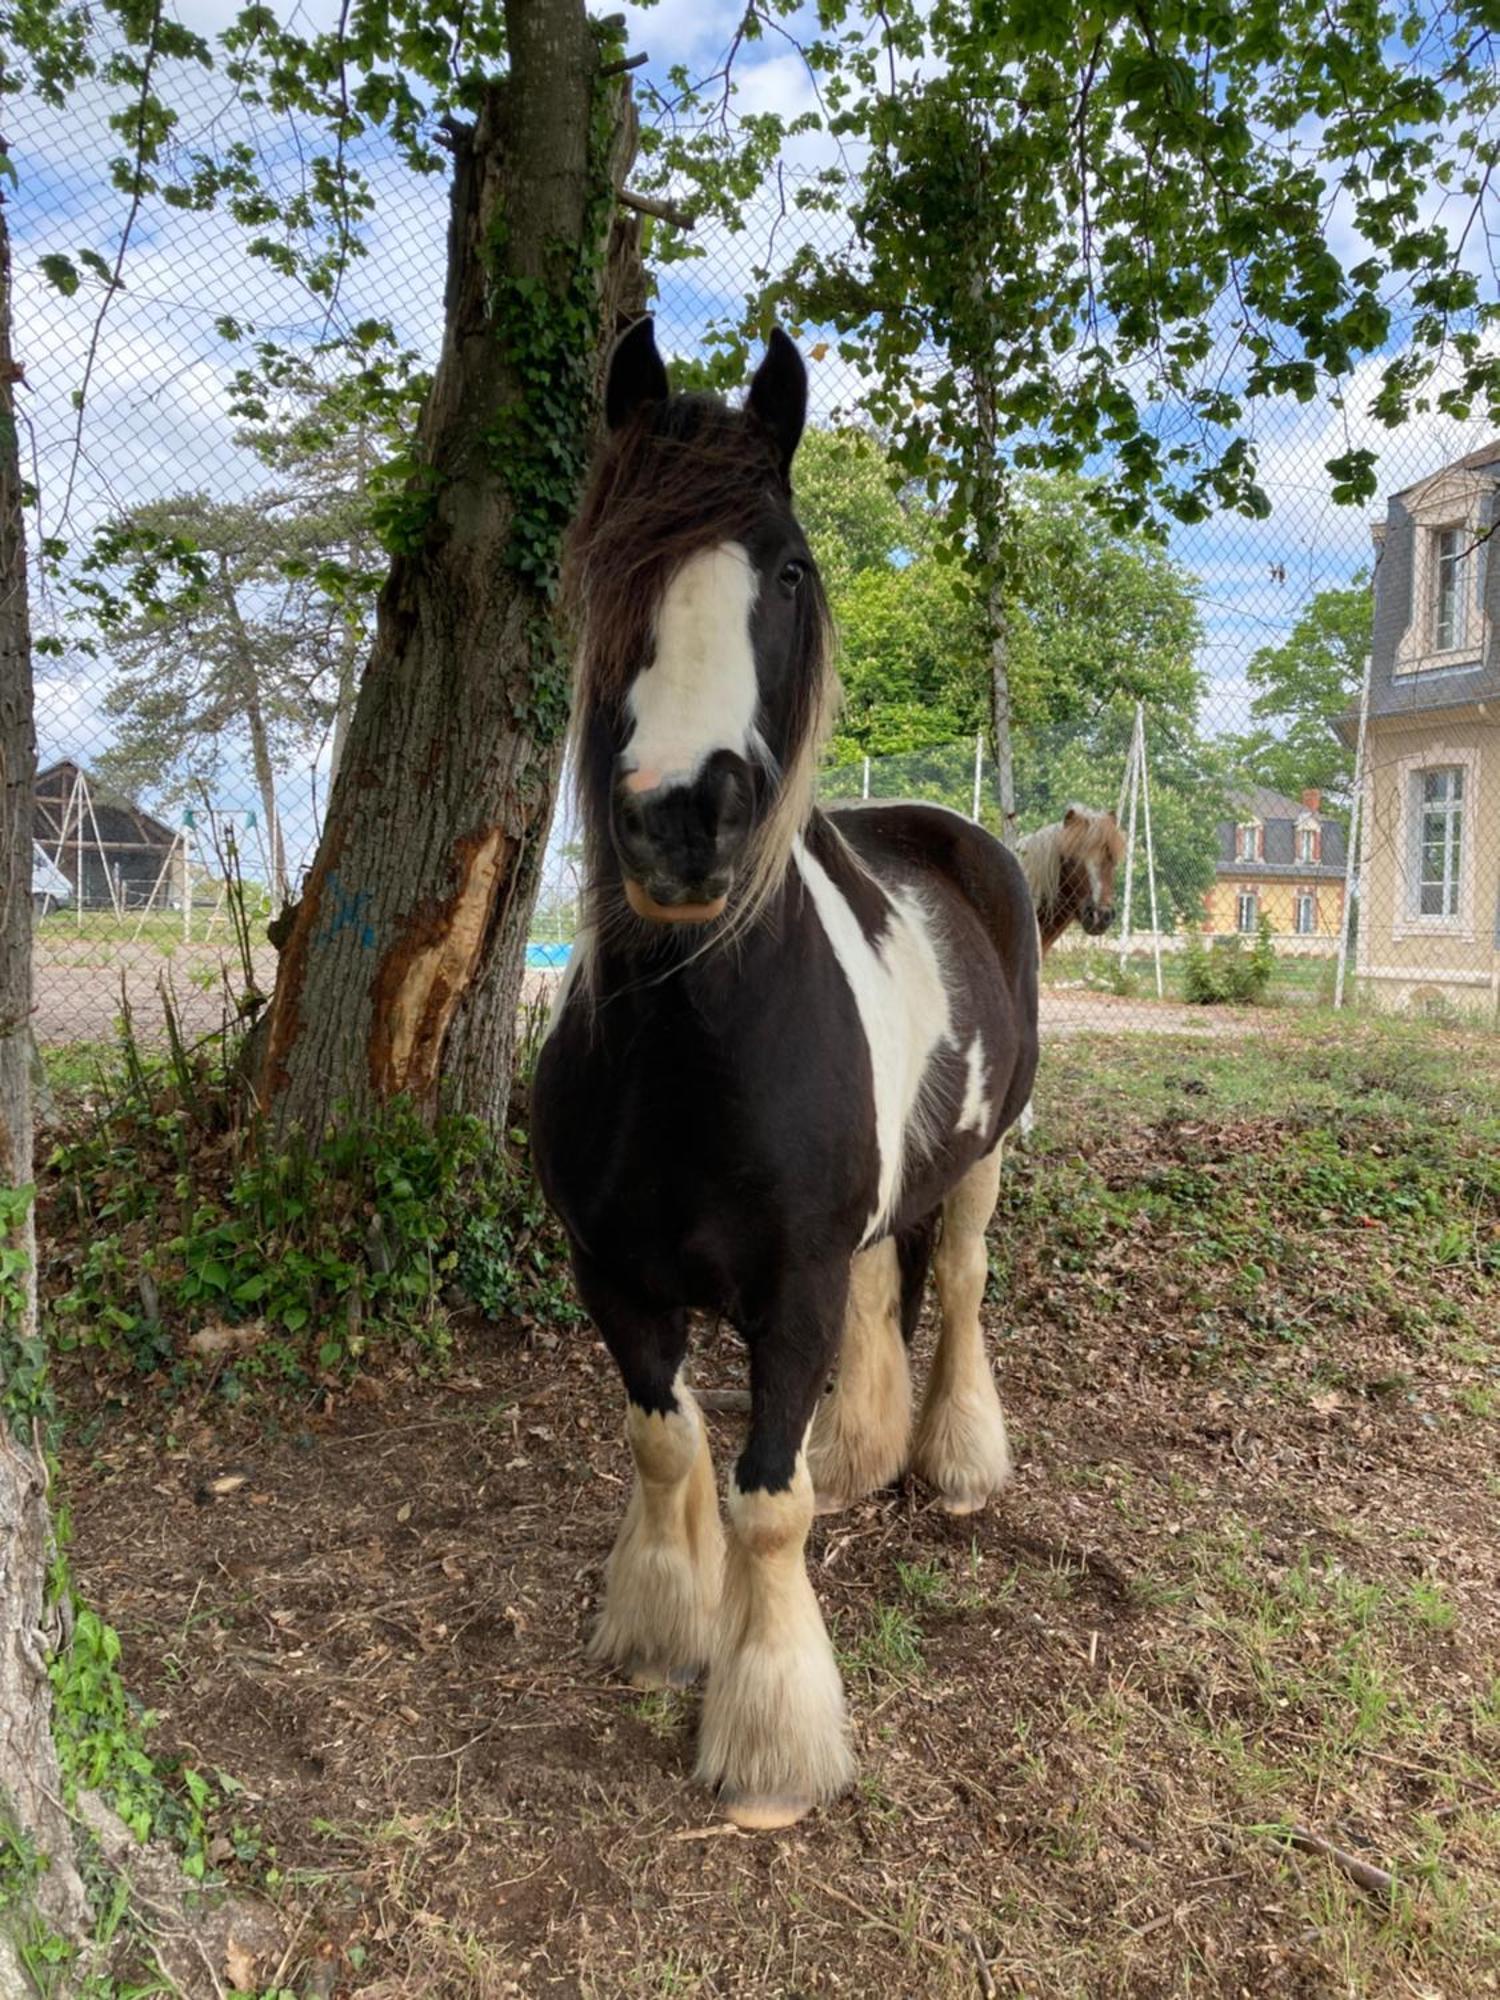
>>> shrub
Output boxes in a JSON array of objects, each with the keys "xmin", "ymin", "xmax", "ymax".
[{"xmin": 1183, "ymin": 919, "xmax": 1276, "ymax": 1005}]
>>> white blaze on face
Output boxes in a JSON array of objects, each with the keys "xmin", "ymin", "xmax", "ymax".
[
  {"xmin": 623, "ymin": 542, "xmax": 760, "ymax": 794},
  {"xmin": 794, "ymin": 840, "xmax": 951, "ymax": 1244}
]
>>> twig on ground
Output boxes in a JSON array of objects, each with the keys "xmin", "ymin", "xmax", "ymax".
[
  {"xmin": 697, "ymin": 1387, "xmax": 751, "ymax": 1412},
  {"xmin": 1277, "ymin": 1824, "xmax": 1397, "ymax": 1902},
  {"xmin": 808, "ymin": 1875, "xmax": 952, "ymax": 1962},
  {"xmin": 961, "ymin": 1925, "xmax": 996, "ymax": 1997}
]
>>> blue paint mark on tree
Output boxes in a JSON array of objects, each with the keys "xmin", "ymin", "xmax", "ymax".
[{"xmin": 319, "ymin": 872, "xmax": 376, "ymax": 949}]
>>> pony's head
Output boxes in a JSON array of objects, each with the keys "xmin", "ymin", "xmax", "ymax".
[
  {"xmin": 1020, "ymin": 805, "xmax": 1126, "ymax": 942},
  {"xmin": 569, "ymin": 319, "xmax": 835, "ymax": 934},
  {"xmin": 1059, "ymin": 805, "xmax": 1125, "ymax": 934}
]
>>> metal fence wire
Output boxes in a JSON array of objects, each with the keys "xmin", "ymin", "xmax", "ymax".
[{"xmin": 12, "ymin": 55, "xmax": 1500, "ymax": 1049}]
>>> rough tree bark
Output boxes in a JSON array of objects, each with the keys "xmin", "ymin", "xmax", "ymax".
[
  {"xmin": 971, "ymin": 356, "xmax": 1018, "ymax": 845},
  {"xmin": 0, "ymin": 171, "xmax": 93, "ymax": 1989},
  {"xmin": 258, "ymin": 0, "xmax": 644, "ymax": 1134}
]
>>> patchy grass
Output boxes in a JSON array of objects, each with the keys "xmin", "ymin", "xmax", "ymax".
[{"xmin": 47, "ymin": 1017, "xmax": 1500, "ymax": 1997}]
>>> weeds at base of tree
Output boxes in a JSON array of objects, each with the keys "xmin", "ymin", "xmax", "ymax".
[{"xmin": 41, "ymin": 980, "xmax": 581, "ymax": 1404}]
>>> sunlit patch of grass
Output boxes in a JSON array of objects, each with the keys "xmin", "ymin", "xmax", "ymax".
[{"xmin": 839, "ymin": 1602, "xmax": 925, "ymax": 1690}]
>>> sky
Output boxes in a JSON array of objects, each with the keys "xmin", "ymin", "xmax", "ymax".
[{"xmin": 13, "ymin": 0, "xmax": 1499, "ymax": 892}]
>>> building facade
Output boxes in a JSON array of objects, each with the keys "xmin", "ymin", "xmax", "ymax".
[
  {"xmin": 1205, "ymin": 784, "xmax": 1347, "ymax": 953},
  {"xmin": 1351, "ymin": 446, "xmax": 1500, "ymax": 1018}
]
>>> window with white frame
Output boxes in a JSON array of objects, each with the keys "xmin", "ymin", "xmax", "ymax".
[
  {"xmin": 1410, "ymin": 766, "xmax": 1464, "ymax": 919},
  {"xmin": 1235, "ymin": 822, "xmax": 1260, "ymax": 861},
  {"xmin": 1294, "ymin": 892, "xmax": 1317, "ymax": 935},
  {"xmin": 1237, "ymin": 890, "xmax": 1258, "ymax": 933},
  {"xmin": 1433, "ymin": 527, "xmax": 1471, "ymax": 650},
  {"xmin": 1296, "ymin": 825, "xmax": 1317, "ymax": 863}
]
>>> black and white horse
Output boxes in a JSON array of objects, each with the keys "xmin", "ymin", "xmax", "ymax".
[{"xmin": 532, "ymin": 321, "xmax": 1040, "ymax": 1830}]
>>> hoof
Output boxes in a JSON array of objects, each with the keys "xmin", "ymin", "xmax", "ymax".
[
  {"xmin": 935, "ymin": 1491, "xmax": 989, "ymax": 1518},
  {"xmin": 812, "ymin": 1488, "xmax": 855, "ymax": 1517},
  {"xmin": 719, "ymin": 1789, "xmax": 814, "ymax": 1832}
]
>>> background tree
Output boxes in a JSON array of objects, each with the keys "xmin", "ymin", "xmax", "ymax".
[
  {"xmin": 1225, "ymin": 580, "xmax": 1372, "ymax": 811},
  {"xmin": 87, "ymin": 493, "xmax": 345, "ymax": 904},
  {"xmin": 757, "ymin": 0, "xmax": 1500, "ymax": 833}
]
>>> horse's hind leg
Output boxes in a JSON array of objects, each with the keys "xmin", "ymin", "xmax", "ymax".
[
  {"xmin": 578, "ymin": 1268, "xmax": 724, "ymax": 1689},
  {"xmin": 698, "ymin": 1265, "xmax": 855, "ymax": 1829},
  {"xmin": 912, "ymin": 1142, "xmax": 1012, "ymax": 1515},
  {"xmin": 807, "ymin": 1236, "xmax": 912, "ymax": 1513}
]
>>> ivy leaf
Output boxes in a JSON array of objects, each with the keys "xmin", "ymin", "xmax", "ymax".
[{"xmin": 39, "ymin": 253, "xmax": 80, "ymax": 296}]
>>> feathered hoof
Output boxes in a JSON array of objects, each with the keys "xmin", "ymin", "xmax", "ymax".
[{"xmin": 911, "ymin": 1380, "xmax": 1013, "ymax": 1517}]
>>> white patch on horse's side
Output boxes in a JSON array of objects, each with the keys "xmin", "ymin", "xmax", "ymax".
[
  {"xmin": 794, "ymin": 839, "xmax": 951, "ymax": 1243},
  {"xmin": 956, "ymin": 1031, "xmax": 991, "ymax": 1137},
  {"xmin": 623, "ymin": 542, "xmax": 759, "ymax": 790}
]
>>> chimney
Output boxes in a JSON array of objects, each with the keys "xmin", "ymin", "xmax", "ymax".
[{"xmin": 1302, "ymin": 788, "xmax": 1320, "ymax": 814}]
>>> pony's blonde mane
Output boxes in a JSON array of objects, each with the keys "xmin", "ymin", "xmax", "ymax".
[{"xmin": 1017, "ymin": 806, "xmax": 1125, "ymax": 911}]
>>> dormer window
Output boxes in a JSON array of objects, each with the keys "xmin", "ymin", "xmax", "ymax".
[
  {"xmin": 1235, "ymin": 822, "xmax": 1261, "ymax": 862},
  {"xmin": 1433, "ymin": 526, "xmax": 1470, "ymax": 651},
  {"xmin": 1296, "ymin": 825, "xmax": 1318, "ymax": 864}
]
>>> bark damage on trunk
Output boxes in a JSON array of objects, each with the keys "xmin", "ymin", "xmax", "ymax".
[{"xmin": 258, "ymin": 0, "xmax": 644, "ymax": 1135}]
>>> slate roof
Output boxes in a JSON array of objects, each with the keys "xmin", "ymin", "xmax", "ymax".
[
  {"xmin": 1216, "ymin": 787, "xmax": 1347, "ymax": 880},
  {"xmin": 1364, "ymin": 445, "xmax": 1500, "ymax": 726}
]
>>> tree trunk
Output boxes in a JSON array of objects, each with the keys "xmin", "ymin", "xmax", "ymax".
[
  {"xmin": 217, "ymin": 554, "xmax": 290, "ymax": 906},
  {"xmin": 258, "ymin": 0, "xmax": 643, "ymax": 1134},
  {"xmin": 970, "ymin": 355, "xmax": 1018, "ymax": 845},
  {"xmin": 0, "ymin": 174, "xmax": 93, "ymax": 1982},
  {"xmin": 241, "ymin": 691, "xmax": 287, "ymax": 908}
]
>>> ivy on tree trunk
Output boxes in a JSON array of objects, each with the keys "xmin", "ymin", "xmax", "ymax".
[{"xmin": 259, "ymin": 0, "xmax": 645, "ymax": 1135}]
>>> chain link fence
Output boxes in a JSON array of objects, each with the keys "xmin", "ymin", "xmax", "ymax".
[{"xmin": 12, "ymin": 56, "xmax": 1500, "ymax": 1049}]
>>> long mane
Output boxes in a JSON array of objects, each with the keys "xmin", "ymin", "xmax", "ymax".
[
  {"xmin": 1017, "ymin": 807, "xmax": 1124, "ymax": 916},
  {"xmin": 565, "ymin": 393, "xmax": 839, "ymax": 951}
]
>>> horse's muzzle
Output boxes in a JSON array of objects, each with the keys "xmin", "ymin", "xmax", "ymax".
[
  {"xmin": 1081, "ymin": 902, "xmax": 1115, "ymax": 935},
  {"xmin": 612, "ymin": 751, "xmax": 752, "ymax": 926}
]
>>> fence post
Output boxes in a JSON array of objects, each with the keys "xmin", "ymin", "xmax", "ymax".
[
  {"xmin": 1334, "ymin": 652, "xmax": 1372, "ymax": 1011},
  {"xmin": 972, "ymin": 731, "xmax": 983, "ymax": 822},
  {"xmin": 861, "ymin": 755, "xmax": 870, "ymax": 801},
  {"xmin": 1119, "ymin": 711, "xmax": 1140, "ymax": 970},
  {"xmin": 1136, "ymin": 703, "xmax": 1164, "ymax": 999}
]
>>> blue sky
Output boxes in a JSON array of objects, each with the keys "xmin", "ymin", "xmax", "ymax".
[{"xmin": 14, "ymin": 0, "xmax": 1498, "ymax": 886}]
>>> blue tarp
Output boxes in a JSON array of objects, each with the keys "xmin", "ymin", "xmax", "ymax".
[{"xmin": 525, "ymin": 941, "xmax": 572, "ymax": 969}]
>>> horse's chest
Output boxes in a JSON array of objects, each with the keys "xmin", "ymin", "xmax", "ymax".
[{"xmin": 532, "ymin": 993, "xmax": 876, "ymax": 1298}]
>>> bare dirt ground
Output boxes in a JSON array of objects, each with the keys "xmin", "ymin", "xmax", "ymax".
[
  {"xmin": 33, "ymin": 943, "xmax": 1261, "ymax": 1048},
  {"xmin": 50, "ymin": 1024, "xmax": 1500, "ymax": 1998}
]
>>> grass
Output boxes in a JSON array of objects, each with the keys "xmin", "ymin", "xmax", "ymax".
[{"xmin": 41, "ymin": 1012, "xmax": 1500, "ymax": 1998}]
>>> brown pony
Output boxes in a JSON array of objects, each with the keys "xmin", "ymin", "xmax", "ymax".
[{"xmin": 1017, "ymin": 806, "xmax": 1126, "ymax": 950}]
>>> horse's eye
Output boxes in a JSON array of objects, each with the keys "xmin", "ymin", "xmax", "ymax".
[{"xmin": 778, "ymin": 558, "xmax": 808, "ymax": 593}]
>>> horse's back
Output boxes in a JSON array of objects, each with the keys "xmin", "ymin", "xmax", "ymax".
[
  {"xmin": 826, "ymin": 800, "xmax": 1039, "ymax": 1150},
  {"xmin": 826, "ymin": 801, "xmax": 1038, "ymax": 998}
]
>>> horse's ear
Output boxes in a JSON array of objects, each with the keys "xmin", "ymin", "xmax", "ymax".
[
  {"xmin": 605, "ymin": 316, "xmax": 669, "ymax": 431},
  {"xmin": 1064, "ymin": 806, "xmax": 1082, "ymax": 826},
  {"xmin": 746, "ymin": 327, "xmax": 807, "ymax": 472}
]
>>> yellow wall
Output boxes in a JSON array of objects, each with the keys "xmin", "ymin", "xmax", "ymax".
[
  {"xmin": 1355, "ymin": 709, "xmax": 1500, "ymax": 1015},
  {"xmin": 1204, "ymin": 875, "xmax": 1343, "ymax": 940}
]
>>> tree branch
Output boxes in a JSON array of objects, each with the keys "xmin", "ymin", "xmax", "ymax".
[{"xmin": 619, "ymin": 187, "xmax": 696, "ymax": 229}]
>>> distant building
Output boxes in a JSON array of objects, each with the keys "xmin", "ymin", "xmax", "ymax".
[
  {"xmin": 33, "ymin": 760, "xmax": 181, "ymax": 912},
  {"xmin": 1205, "ymin": 784, "xmax": 1348, "ymax": 952},
  {"xmin": 1342, "ymin": 443, "xmax": 1500, "ymax": 1017}
]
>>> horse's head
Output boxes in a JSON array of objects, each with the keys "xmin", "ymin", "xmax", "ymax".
[
  {"xmin": 1061, "ymin": 805, "xmax": 1125, "ymax": 935},
  {"xmin": 570, "ymin": 319, "xmax": 833, "ymax": 930}
]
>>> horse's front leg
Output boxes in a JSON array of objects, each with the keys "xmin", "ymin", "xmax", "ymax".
[
  {"xmin": 697, "ymin": 1263, "xmax": 856, "ymax": 1830},
  {"xmin": 577, "ymin": 1260, "xmax": 724, "ymax": 1689}
]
